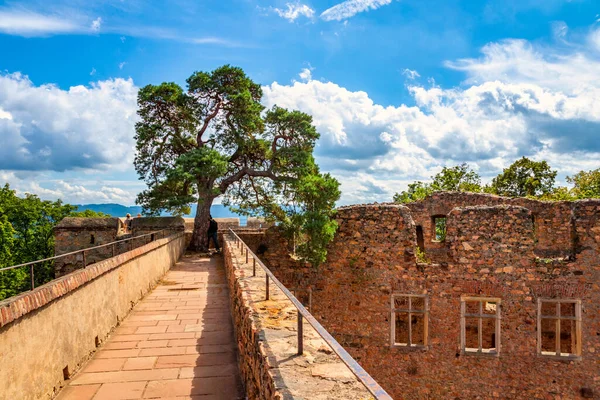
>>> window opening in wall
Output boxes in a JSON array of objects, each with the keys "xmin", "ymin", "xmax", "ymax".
[
  {"xmin": 391, "ymin": 294, "xmax": 428, "ymax": 348},
  {"xmin": 416, "ymin": 226, "xmax": 425, "ymax": 253},
  {"xmin": 90, "ymin": 234, "xmax": 95, "ymax": 245},
  {"xmin": 63, "ymin": 366, "xmax": 70, "ymax": 380},
  {"xmin": 460, "ymin": 297, "xmax": 501, "ymax": 355},
  {"xmin": 432, "ymin": 216, "xmax": 446, "ymax": 242},
  {"xmin": 538, "ymin": 299, "xmax": 581, "ymax": 358}
]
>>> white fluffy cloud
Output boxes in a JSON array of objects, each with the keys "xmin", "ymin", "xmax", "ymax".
[
  {"xmin": 273, "ymin": 3, "xmax": 315, "ymax": 22},
  {"xmin": 0, "ymin": 171, "xmax": 140, "ymax": 204},
  {"xmin": 0, "ymin": 73, "xmax": 138, "ymax": 172},
  {"xmin": 3, "ymin": 25, "xmax": 600, "ymax": 206},
  {"xmin": 320, "ymin": 0, "xmax": 392, "ymax": 22},
  {"xmin": 0, "ymin": 9, "xmax": 79, "ymax": 36},
  {"xmin": 264, "ymin": 27, "xmax": 600, "ymax": 203},
  {"xmin": 91, "ymin": 17, "xmax": 102, "ymax": 32}
]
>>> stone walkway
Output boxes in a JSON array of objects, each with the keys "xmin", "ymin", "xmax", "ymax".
[{"xmin": 57, "ymin": 254, "xmax": 244, "ymax": 400}]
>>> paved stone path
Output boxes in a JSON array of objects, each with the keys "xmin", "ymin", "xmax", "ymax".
[{"xmin": 57, "ymin": 254, "xmax": 244, "ymax": 400}]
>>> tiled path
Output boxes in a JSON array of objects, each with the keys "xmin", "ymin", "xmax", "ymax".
[{"xmin": 57, "ymin": 254, "xmax": 244, "ymax": 400}]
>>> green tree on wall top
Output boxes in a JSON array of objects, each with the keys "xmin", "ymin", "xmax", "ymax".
[
  {"xmin": 489, "ymin": 157, "xmax": 557, "ymax": 198},
  {"xmin": 394, "ymin": 163, "xmax": 482, "ymax": 203},
  {"xmin": 567, "ymin": 168, "xmax": 600, "ymax": 199},
  {"xmin": 133, "ymin": 65, "xmax": 340, "ymax": 264}
]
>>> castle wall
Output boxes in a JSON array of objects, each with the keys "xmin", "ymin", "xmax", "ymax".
[
  {"xmin": 406, "ymin": 192, "xmax": 576, "ymax": 261},
  {"xmin": 249, "ymin": 195, "xmax": 600, "ymax": 399},
  {"xmin": 54, "ymin": 217, "xmax": 185, "ymax": 277}
]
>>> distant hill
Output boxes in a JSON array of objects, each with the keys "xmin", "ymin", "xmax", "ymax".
[{"xmin": 75, "ymin": 203, "xmax": 248, "ymax": 224}]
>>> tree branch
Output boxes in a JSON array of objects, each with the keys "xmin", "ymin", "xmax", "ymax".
[
  {"xmin": 196, "ymin": 100, "xmax": 223, "ymax": 145},
  {"xmin": 218, "ymin": 166, "xmax": 277, "ymax": 193}
]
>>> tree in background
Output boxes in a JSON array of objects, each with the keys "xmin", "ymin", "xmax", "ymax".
[
  {"xmin": 70, "ymin": 209, "xmax": 111, "ymax": 218},
  {"xmin": 567, "ymin": 168, "xmax": 600, "ymax": 199},
  {"xmin": 392, "ymin": 158, "xmax": 600, "ymax": 203},
  {"xmin": 0, "ymin": 184, "xmax": 75, "ymax": 299},
  {"xmin": 489, "ymin": 157, "xmax": 557, "ymax": 197},
  {"xmin": 0, "ymin": 184, "xmax": 109, "ymax": 300},
  {"xmin": 394, "ymin": 163, "xmax": 482, "ymax": 203},
  {"xmin": 134, "ymin": 65, "xmax": 340, "ymax": 262}
]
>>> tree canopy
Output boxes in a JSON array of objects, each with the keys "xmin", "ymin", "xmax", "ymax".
[
  {"xmin": 394, "ymin": 157, "xmax": 600, "ymax": 204},
  {"xmin": 134, "ymin": 65, "xmax": 340, "ymax": 262},
  {"xmin": 490, "ymin": 157, "xmax": 557, "ymax": 198},
  {"xmin": 0, "ymin": 184, "xmax": 109, "ymax": 300},
  {"xmin": 567, "ymin": 168, "xmax": 600, "ymax": 199},
  {"xmin": 393, "ymin": 163, "xmax": 482, "ymax": 203}
]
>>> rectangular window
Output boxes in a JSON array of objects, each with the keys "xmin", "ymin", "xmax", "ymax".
[
  {"xmin": 432, "ymin": 216, "xmax": 446, "ymax": 242},
  {"xmin": 390, "ymin": 294, "xmax": 428, "ymax": 348},
  {"xmin": 460, "ymin": 297, "xmax": 501, "ymax": 355},
  {"xmin": 537, "ymin": 299, "xmax": 582, "ymax": 358}
]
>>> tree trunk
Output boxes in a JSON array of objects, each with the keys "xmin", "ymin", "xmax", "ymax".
[{"xmin": 189, "ymin": 196, "xmax": 214, "ymax": 252}]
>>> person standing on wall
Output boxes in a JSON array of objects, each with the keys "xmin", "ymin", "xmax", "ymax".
[
  {"xmin": 125, "ymin": 213, "xmax": 133, "ymax": 232},
  {"xmin": 207, "ymin": 215, "xmax": 220, "ymax": 253}
]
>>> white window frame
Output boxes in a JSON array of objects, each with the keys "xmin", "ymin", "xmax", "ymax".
[
  {"xmin": 390, "ymin": 294, "xmax": 429, "ymax": 348},
  {"xmin": 537, "ymin": 298, "xmax": 582, "ymax": 359},
  {"xmin": 460, "ymin": 296, "xmax": 501, "ymax": 356}
]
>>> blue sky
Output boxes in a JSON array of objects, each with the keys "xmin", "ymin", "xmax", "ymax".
[{"xmin": 0, "ymin": 0, "xmax": 599, "ymax": 205}]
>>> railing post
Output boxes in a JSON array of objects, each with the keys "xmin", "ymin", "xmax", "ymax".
[
  {"xmin": 266, "ymin": 275, "xmax": 270, "ymax": 300},
  {"xmin": 82, "ymin": 250, "xmax": 86, "ymax": 268},
  {"xmin": 297, "ymin": 311, "xmax": 304, "ymax": 355},
  {"xmin": 253, "ymin": 258, "xmax": 256, "ymax": 277},
  {"xmin": 30, "ymin": 264, "xmax": 35, "ymax": 290},
  {"xmin": 112, "ymin": 243, "xmax": 115, "ymax": 257},
  {"xmin": 240, "ymin": 244, "xmax": 244, "ymax": 255},
  {"xmin": 246, "ymin": 250, "xmax": 249, "ymax": 264}
]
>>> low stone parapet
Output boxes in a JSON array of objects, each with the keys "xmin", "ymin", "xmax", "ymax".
[
  {"xmin": 0, "ymin": 232, "xmax": 186, "ymax": 400},
  {"xmin": 223, "ymin": 235, "xmax": 374, "ymax": 400}
]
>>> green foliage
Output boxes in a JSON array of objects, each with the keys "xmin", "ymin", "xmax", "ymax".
[
  {"xmin": 430, "ymin": 163, "xmax": 482, "ymax": 192},
  {"xmin": 0, "ymin": 184, "xmax": 76, "ymax": 300},
  {"xmin": 69, "ymin": 209, "xmax": 111, "ymax": 218},
  {"xmin": 393, "ymin": 182, "xmax": 432, "ymax": 204},
  {"xmin": 392, "ymin": 158, "xmax": 600, "ymax": 203},
  {"xmin": 537, "ymin": 186, "xmax": 576, "ymax": 201},
  {"xmin": 134, "ymin": 65, "xmax": 340, "ymax": 259},
  {"xmin": 567, "ymin": 168, "xmax": 600, "ymax": 199},
  {"xmin": 289, "ymin": 173, "xmax": 340, "ymax": 267},
  {"xmin": 489, "ymin": 157, "xmax": 557, "ymax": 198},
  {"xmin": 415, "ymin": 247, "xmax": 429, "ymax": 263},
  {"xmin": 393, "ymin": 163, "xmax": 481, "ymax": 204},
  {"xmin": 434, "ymin": 217, "xmax": 447, "ymax": 241}
]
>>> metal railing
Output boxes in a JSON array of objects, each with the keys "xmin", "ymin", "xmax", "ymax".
[
  {"xmin": 227, "ymin": 229, "xmax": 393, "ymax": 400},
  {"xmin": 0, "ymin": 230, "xmax": 168, "ymax": 292}
]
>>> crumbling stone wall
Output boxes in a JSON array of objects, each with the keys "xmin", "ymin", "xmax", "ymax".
[
  {"xmin": 223, "ymin": 236, "xmax": 374, "ymax": 400},
  {"xmin": 446, "ymin": 205, "xmax": 535, "ymax": 271},
  {"xmin": 309, "ymin": 205, "xmax": 417, "ymax": 377},
  {"xmin": 54, "ymin": 217, "xmax": 185, "ymax": 277},
  {"xmin": 406, "ymin": 192, "xmax": 576, "ymax": 260},
  {"xmin": 131, "ymin": 216, "xmax": 185, "ymax": 247},
  {"xmin": 572, "ymin": 200, "xmax": 600, "ymax": 265},
  {"xmin": 54, "ymin": 218, "xmax": 123, "ymax": 277},
  {"xmin": 248, "ymin": 196, "xmax": 599, "ymax": 399}
]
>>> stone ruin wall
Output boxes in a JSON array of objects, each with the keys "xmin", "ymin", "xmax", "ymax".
[
  {"xmin": 406, "ymin": 192, "xmax": 576, "ymax": 261},
  {"xmin": 54, "ymin": 217, "xmax": 185, "ymax": 277},
  {"xmin": 54, "ymin": 216, "xmax": 272, "ymax": 277},
  {"xmin": 248, "ymin": 193, "xmax": 600, "ymax": 399},
  {"xmin": 50, "ymin": 196, "xmax": 600, "ymax": 398}
]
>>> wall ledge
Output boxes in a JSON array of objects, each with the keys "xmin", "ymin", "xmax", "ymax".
[{"xmin": 0, "ymin": 232, "xmax": 184, "ymax": 330}]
